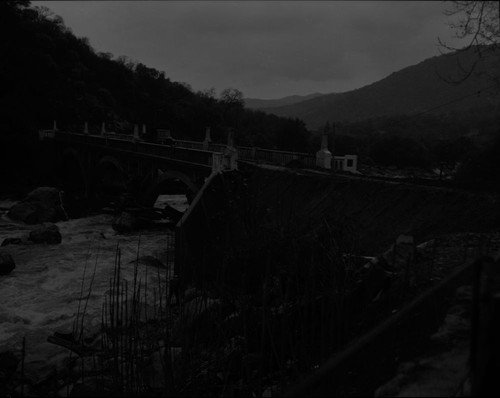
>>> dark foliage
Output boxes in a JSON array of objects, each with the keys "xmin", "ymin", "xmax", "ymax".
[
  {"xmin": 455, "ymin": 133, "xmax": 500, "ymax": 190},
  {"xmin": 0, "ymin": 1, "xmax": 310, "ymax": 193}
]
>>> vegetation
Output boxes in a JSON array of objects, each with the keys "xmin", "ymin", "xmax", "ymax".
[
  {"xmin": 1, "ymin": 1, "xmax": 498, "ymax": 192},
  {"xmin": 440, "ymin": 1, "xmax": 499, "ymax": 83},
  {"xmin": 0, "ymin": 1, "xmax": 310, "ymax": 193},
  {"xmin": 262, "ymin": 45, "xmax": 500, "ymax": 131}
]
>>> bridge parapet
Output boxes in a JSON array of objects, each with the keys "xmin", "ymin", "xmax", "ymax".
[
  {"xmin": 42, "ymin": 123, "xmax": 357, "ymax": 172},
  {"xmin": 54, "ymin": 131, "xmax": 225, "ymax": 172}
]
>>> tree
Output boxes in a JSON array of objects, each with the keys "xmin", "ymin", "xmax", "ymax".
[
  {"xmin": 219, "ymin": 88, "xmax": 244, "ymax": 106},
  {"xmin": 439, "ymin": 1, "xmax": 500, "ymax": 83},
  {"xmin": 219, "ymin": 88, "xmax": 244, "ymax": 131}
]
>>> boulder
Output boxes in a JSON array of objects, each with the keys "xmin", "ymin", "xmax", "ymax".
[
  {"xmin": 7, "ymin": 187, "xmax": 68, "ymax": 224},
  {"xmin": 28, "ymin": 223, "xmax": 62, "ymax": 244},
  {"xmin": 1, "ymin": 237, "xmax": 26, "ymax": 247},
  {"xmin": 112, "ymin": 212, "xmax": 140, "ymax": 234},
  {"xmin": 0, "ymin": 252, "xmax": 15, "ymax": 275}
]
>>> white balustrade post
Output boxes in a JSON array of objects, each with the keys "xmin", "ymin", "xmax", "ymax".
[
  {"xmin": 223, "ymin": 128, "xmax": 238, "ymax": 170},
  {"xmin": 133, "ymin": 124, "xmax": 140, "ymax": 141},
  {"xmin": 84, "ymin": 122, "xmax": 89, "ymax": 135},
  {"xmin": 101, "ymin": 122, "xmax": 106, "ymax": 136},
  {"xmin": 316, "ymin": 132, "xmax": 332, "ymax": 169},
  {"xmin": 203, "ymin": 127, "xmax": 212, "ymax": 150},
  {"xmin": 53, "ymin": 120, "xmax": 58, "ymax": 131}
]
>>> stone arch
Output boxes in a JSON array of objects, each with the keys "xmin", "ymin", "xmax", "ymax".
[
  {"xmin": 141, "ymin": 169, "xmax": 199, "ymax": 208},
  {"xmin": 96, "ymin": 155, "xmax": 125, "ymax": 177},
  {"xmin": 92, "ymin": 155, "xmax": 127, "ymax": 199},
  {"xmin": 60, "ymin": 147, "xmax": 88, "ymax": 196}
]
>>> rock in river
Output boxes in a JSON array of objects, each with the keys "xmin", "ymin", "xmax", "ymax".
[
  {"xmin": 0, "ymin": 252, "xmax": 15, "ymax": 275},
  {"xmin": 7, "ymin": 187, "xmax": 68, "ymax": 224},
  {"xmin": 29, "ymin": 223, "xmax": 62, "ymax": 244},
  {"xmin": 112, "ymin": 212, "xmax": 140, "ymax": 234}
]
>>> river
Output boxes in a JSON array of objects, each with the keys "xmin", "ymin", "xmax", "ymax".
[{"xmin": 0, "ymin": 195, "xmax": 187, "ymax": 388}]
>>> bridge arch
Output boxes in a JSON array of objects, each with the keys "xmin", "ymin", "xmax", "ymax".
[
  {"xmin": 92, "ymin": 155, "xmax": 127, "ymax": 199},
  {"xmin": 59, "ymin": 147, "xmax": 88, "ymax": 197},
  {"xmin": 142, "ymin": 169, "xmax": 200, "ymax": 208}
]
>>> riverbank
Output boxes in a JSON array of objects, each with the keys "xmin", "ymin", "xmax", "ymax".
[{"xmin": 0, "ymin": 196, "xmax": 183, "ymax": 395}]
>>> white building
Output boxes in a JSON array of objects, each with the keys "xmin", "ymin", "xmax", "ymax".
[{"xmin": 333, "ymin": 154, "xmax": 358, "ymax": 173}]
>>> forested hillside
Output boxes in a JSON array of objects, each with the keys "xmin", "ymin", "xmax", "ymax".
[
  {"xmin": 244, "ymin": 93, "xmax": 325, "ymax": 110},
  {"xmin": 0, "ymin": 1, "xmax": 310, "ymax": 193},
  {"xmin": 263, "ymin": 46, "xmax": 500, "ymax": 131}
]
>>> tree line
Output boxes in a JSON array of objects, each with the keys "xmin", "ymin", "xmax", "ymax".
[{"xmin": 0, "ymin": 1, "xmax": 311, "ymax": 192}]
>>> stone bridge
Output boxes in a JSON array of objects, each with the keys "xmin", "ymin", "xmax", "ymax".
[
  {"xmin": 39, "ymin": 122, "xmax": 358, "ymax": 208},
  {"xmin": 40, "ymin": 129, "xmax": 234, "ymax": 208}
]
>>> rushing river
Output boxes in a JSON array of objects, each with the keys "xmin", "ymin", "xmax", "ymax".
[{"xmin": 0, "ymin": 195, "xmax": 187, "ymax": 385}]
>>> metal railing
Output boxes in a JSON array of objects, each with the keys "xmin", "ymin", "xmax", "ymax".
[{"xmin": 284, "ymin": 253, "xmax": 486, "ymax": 396}]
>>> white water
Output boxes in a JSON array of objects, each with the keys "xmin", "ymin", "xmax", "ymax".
[{"xmin": 0, "ymin": 194, "xmax": 187, "ymax": 384}]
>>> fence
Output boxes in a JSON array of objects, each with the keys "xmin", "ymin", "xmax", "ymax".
[{"xmin": 284, "ymin": 253, "xmax": 495, "ymax": 396}]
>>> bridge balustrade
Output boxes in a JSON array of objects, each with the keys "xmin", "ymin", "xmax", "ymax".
[
  {"xmin": 207, "ymin": 143, "xmax": 227, "ymax": 153},
  {"xmin": 52, "ymin": 130, "xmax": 319, "ymax": 170},
  {"xmin": 173, "ymin": 140, "xmax": 316, "ymax": 167},
  {"xmin": 175, "ymin": 140, "xmax": 205, "ymax": 151},
  {"xmin": 135, "ymin": 141, "xmax": 218, "ymax": 167},
  {"xmin": 55, "ymin": 131, "xmax": 220, "ymax": 169},
  {"xmin": 236, "ymin": 146, "xmax": 316, "ymax": 167}
]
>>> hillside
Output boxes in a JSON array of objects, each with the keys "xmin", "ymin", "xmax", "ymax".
[
  {"xmin": 0, "ymin": 1, "xmax": 311, "ymax": 193},
  {"xmin": 244, "ymin": 93, "xmax": 325, "ymax": 109},
  {"xmin": 262, "ymin": 47, "xmax": 500, "ymax": 130}
]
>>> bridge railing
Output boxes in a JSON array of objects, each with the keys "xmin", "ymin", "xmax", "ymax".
[
  {"xmin": 173, "ymin": 140, "xmax": 317, "ymax": 168},
  {"xmin": 237, "ymin": 146, "xmax": 316, "ymax": 167},
  {"xmin": 175, "ymin": 140, "xmax": 227, "ymax": 154},
  {"xmin": 135, "ymin": 141, "xmax": 220, "ymax": 168},
  {"xmin": 54, "ymin": 130, "xmax": 318, "ymax": 169},
  {"xmin": 55, "ymin": 132, "xmax": 221, "ymax": 170},
  {"xmin": 175, "ymin": 140, "xmax": 205, "ymax": 151}
]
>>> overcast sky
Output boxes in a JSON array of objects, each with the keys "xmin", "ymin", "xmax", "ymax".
[{"xmin": 37, "ymin": 1, "xmax": 466, "ymax": 99}]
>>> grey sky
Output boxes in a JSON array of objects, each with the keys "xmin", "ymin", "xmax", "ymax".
[{"xmin": 37, "ymin": 1, "xmax": 465, "ymax": 99}]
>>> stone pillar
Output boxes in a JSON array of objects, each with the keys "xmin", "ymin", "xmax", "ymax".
[
  {"xmin": 223, "ymin": 128, "xmax": 238, "ymax": 170},
  {"xmin": 226, "ymin": 128, "xmax": 235, "ymax": 148},
  {"xmin": 142, "ymin": 124, "xmax": 147, "ymax": 136},
  {"xmin": 203, "ymin": 127, "xmax": 212, "ymax": 150},
  {"xmin": 84, "ymin": 122, "xmax": 89, "ymax": 135},
  {"xmin": 133, "ymin": 124, "xmax": 140, "ymax": 141},
  {"xmin": 53, "ymin": 120, "xmax": 58, "ymax": 131},
  {"xmin": 316, "ymin": 133, "xmax": 332, "ymax": 169},
  {"xmin": 101, "ymin": 122, "xmax": 106, "ymax": 136}
]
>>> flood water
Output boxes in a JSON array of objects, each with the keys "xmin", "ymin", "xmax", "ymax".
[{"xmin": 0, "ymin": 195, "xmax": 187, "ymax": 384}]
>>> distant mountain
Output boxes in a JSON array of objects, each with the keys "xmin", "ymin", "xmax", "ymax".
[
  {"xmin": 244, "ymin": 93, "xmax": 326, "ymax": 109},
  {"xmin": 261, "ymin": 47, "xmax": 500, "ymax": 130}
]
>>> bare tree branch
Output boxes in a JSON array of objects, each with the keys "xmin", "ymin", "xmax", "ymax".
[{"xmin": 438, "ymin": 1, "xmax": 499, "ymax": 84}]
